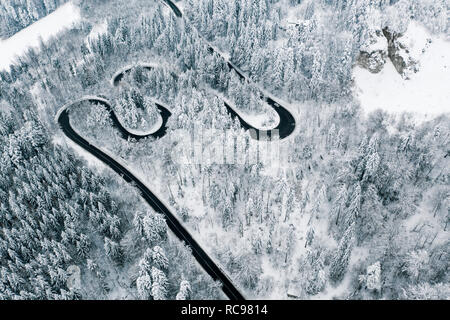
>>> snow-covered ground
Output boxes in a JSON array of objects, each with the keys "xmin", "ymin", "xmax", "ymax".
[
  {"xmin": 0, "ymin": 2, "xmax": 80, "ymax": 71},
  {"xmin": 53, "ymin": 134, "xmax": 104, "ymax": 169},
  {"xmin": 353, "ymin": 22, "xmax": 450, "ymax": 120},
  {"xmin": 214, "ymin": 90, "xmax": 280, "ymax": 130},
  {"xmin": 87, "ymin": 20, "xmax": 108, "ymax": 42},
  {"xmin": 117, "ymin": 110, "xmax": 164, "ymax": 136}
]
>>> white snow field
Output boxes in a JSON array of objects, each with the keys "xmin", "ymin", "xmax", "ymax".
[
  {"xmin": 0, "ymin": 2, "xmax": 81, "ymax": 71},
  {"xmin": 87, "ymin": 20, "xmax": 108, "ymax": 42},
  {"xmin": 353, "ymin": 22, "xmax": 450, "ymax": 120}
]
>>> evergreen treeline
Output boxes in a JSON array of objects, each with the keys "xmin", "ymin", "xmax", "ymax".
[
  {"xmin": 0, "ymin": 90, "xmax": 222, "ymax": 299},
  {"xmin": 185, "ymin": 0, "xmax": 448, "ymax": 102},
  {"xmin": 0, "ymin": 0, "xmax": 67, "ymax": 39}
]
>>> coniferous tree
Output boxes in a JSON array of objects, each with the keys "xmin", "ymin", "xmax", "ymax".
[{"xmin": 329, "ymin": 223, "xmax": 355, "ymax": 283}]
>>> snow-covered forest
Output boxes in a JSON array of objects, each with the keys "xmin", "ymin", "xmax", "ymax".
[
  {"xmin": 0, "ymin": 0, "xmax": 68, "ymax": 39},
  {"xmin": 0, "ymin": 0, "xmax": 448, "ymax": 300}
]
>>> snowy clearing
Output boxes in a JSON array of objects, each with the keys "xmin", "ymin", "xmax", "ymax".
[
  {"xmin": 0, "ymin": 2, "xmax": 80, "ymax": 71},
  {"xmin": 353, "ymin": 22, "xmax": 450, "ymax": 120},
  {"xmin": 87, "ymin": 20, "xmax": 108, "ymax": 42}
]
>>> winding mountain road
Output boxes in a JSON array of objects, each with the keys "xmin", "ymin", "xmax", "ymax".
[
  {"xmin": 56, "ymin": 0, "xmax": 297, "ymax": 301},
  {"xmin": 112, "ymin": 64, "xmax": 295, "ymax": 140},
  {"xmin": 56, "ymin": 100, "xmax": 244, "ymax": 300},
  {"xmin": 160, "ymin": 0, "xmax": 296, "ymax": 140}
]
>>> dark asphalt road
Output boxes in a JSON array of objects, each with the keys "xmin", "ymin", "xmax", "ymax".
[
  {"xmin": 71, "ymin": 97, "xmax": 171, "ymax": 140},
  {"xmin": 57, "ymin": 104, "xmax": 245, "ymax": 300},
  {"xmin": 162, "ymin": 0, "xmax": 182, "ymax": 17},
  {"xmin": 164, "ymin": 0, "xmax": 296, "ymax": 140},
  {"xmin": 56, "ymin": 0, "xmax": 297, "ymax": 301},
  {"xmin": 113, "ymin": 65, "xmax": 295, "ymax": 140}
]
